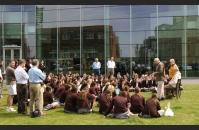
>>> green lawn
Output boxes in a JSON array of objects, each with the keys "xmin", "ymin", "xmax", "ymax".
[{"xmin": 0, "ymin": 84, "xmax": 199, "ymax": 125}]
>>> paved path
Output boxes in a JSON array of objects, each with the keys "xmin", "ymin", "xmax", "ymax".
[{"xmin": 182, "ymin": 79, "xmax": 199, "ymax": 84}]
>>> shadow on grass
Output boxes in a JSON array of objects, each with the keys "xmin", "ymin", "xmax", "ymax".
[
  {"xmin": 0, "ymin": 112, "xmax": 29, "ymax": 118},
  {"xmin": 55, "ymin": 109, "xmax": 102, "ymax": 116},
  {"xmin": 173, "ymin": 106, "xmax": 182, "ymax": 110}
]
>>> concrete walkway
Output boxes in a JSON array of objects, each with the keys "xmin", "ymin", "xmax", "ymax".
[{"xmin": 182, "ymin": 78, "xmax": 199, "ymax": 84}]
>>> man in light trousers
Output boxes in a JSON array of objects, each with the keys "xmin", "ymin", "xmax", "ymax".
[
  {"xmin": 28, "ymin": 59, "xmax": 46, "ymax": 117},
  {"xmin": 153, "ymin": 58, "xmax": 165, "ymax": 100}
]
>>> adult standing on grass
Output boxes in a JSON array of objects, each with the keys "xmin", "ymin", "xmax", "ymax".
[
  {"xmin": 107, "ymin": 57, "xmax": 116, "ymax": 76},
  {"xmin": 92, "ymin": 58, "xmax": 101, "ymax": 76},
  {"xmin": 5, "ymin": 60, "xmax": 17, "ymax": 112},
  {"xmin": 14, "ymin": 59, "xmax": 29, "ymax": 114},
  {"xmin": 153, "ymin": 58, "xmax": 165, "ymax": 100},
  {"xmin": 28, "ymin": 59, "xmax": 46, "ymax": 117}
]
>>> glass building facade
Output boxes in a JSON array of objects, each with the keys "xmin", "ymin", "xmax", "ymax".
[{"xmin": 0, "ymin": 5, "xmax": 199, "ymax": 77}]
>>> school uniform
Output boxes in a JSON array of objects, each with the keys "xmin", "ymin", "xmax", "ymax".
[
  {"xmin": 130, "ymin": 94, "xmax": 145, "ymax": 114},
  {"xmin": 142, "ymin": 97, "xmax": 161, "ymax": 117},
  {"xmin": 104, "ymin": 95, "xmax": 130, "ymax": 119},
  {"xmin": 64, "ymin": 92, "xmax": 78, "ymax": 112},
  {"xmin": 98, "ymin": 93, "xmax": 112, "ymax": 114}
]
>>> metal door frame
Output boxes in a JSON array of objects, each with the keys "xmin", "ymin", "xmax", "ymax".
[{"xmin": 2, "ymin": 45, "xmax": 22, "ymax": 71}]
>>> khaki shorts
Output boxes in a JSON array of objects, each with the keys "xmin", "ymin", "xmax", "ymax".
[{"xmin": 7, "ymin": 84, "xmax": 17, "ymax": 96}]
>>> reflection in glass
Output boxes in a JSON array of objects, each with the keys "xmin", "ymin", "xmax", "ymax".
[
  {"xmin": 22, "ymin": 5, "xmax": 35, "ymax": 12},
  {"xmin": 42, "ymin": 10, "xmax": 57, "ymax": 22},
  {"xmin": 60, "ymin": 8, "xmax": 80, "ymax": 21},
  {"xmin": 82, "ymin": 6, "xmax": 104, "ymax": 20},
  {"xmin": 132, "ymin": 5, "xmax": 156, "ymax": 18},
  {"xmin": 109, "ymin": 6, "xmax": 130, "ymax": 19},
  {"xmin": 110, "ymin": 19, "xmax": 130, "ymax": 32},
  {"xmin": 4, "ymin": 5, "xmax": 21, "ymax": 12},
  {"xmin": 23, "ymin": 11, "xmax": 35, "ymax": 23},
  {"xmin": 3, "ymin": 12, "xmax": 21, "ymax": 23},
  {"xmin": 132, "ymin": 18, "xmax": 157, "ymax": 31},
  {"xmin": 158, "ymin": 5, "xmax": 185, "ymax": 17},
  {"xmin": 82, "ymin": 6, "xmax": 105, "ymax": 73}
]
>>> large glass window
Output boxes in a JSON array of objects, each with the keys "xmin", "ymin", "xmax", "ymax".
[
  {"xmin": 107, "ymin": 5, "xmax": 131, "ymax": 74},
  {"xmin": 4, "ymin": 5, "xmax": 21, "ymax": 12},
  {"xmin": 59, "ymin": 7, "xmax": 80, "ymax": 73},
  {"xmin": 0, "ymin": 5, "xmax": 199, "ymax": 77},
  {"xmin": 132, "ymin": 5, "xmax": 157, "ymax": 73},
  {"xmin": 186, "ymin": 18, "xmax": 199, "ymax": 77},
  {"xmin": 81, "ymin": 6, "xmax": 105, "ymax": 74},
  {"xmin": 158, "ymin": 5, "xmax": 185, "ymax": 76},
  {"xmin": 36, "ymin": 6, "xmax": 58, "ymax": 73},
  {"xmin": 0, "ymin": 11, "xmax": 2, "ymax": 59}
]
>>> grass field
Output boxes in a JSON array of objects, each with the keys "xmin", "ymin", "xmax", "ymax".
[{"xmin": 0, "ymin": 84, "xmax": 199, "ymax": 125}]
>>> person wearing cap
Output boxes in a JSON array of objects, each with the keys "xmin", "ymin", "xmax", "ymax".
[
  {"xmin": 92, "ymin": 58, "xmax": 101, "ymax": 76},
  {"xmin": 153, "ymin": 58, "xmax": 165, "ymax": 100},
  {"xmin": 141, "ymin": 90, "xmax": 164, "ymax": 118},
  {"xmin": 130, "ymin": 87, "xmax": 145, "ymax": 114}
]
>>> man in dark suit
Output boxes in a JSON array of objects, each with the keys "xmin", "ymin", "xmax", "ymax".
[{"xmin": 153, "ymin": 58, "xmax": 165, "ymax": 100}]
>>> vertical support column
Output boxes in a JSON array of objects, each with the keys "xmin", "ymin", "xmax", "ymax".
[
  {"xmin": 2, "ymin": 47, "xmax": 5, "ymax": 73},
  {"xmin": 183, "ymin": 5, "xmax": 187, "ymax": 77},
  {"xmin": 104, "ymin": 5, "xmax": 110, "ymax": 76},
  {"xmin": 156, "ymin": 5, "xmax": 159, "ymax": 58},
  {"xmin": 20, "ymin": 47, "xmax": 22, "ymax": 59},
  {"xmin": 21, "ymin": 5, "xmax": 23, "ymax": 58},
  {"xmin": 11, "ymin": 49, "xmax": 14, "ymax": 60},
  {"xmin": 130, "ymin": 5, "xmax": 133, "ymax": 77},
  {"xmin": 56, "ymin": 5, "xmax": 60, "ymax": 74},
  {"xmin": 2, "ymin": 5, "xmax": 4, "ymax": 46},
  {"xmin": 36, "ymin": 6, "xmax": 43, "ymax": 59},
  {"xmin": 80, "ymin": 5, "xmax": 82, "ymax": 75}
]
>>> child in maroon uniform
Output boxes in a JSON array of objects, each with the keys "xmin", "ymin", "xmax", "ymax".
[
  {"xmin": 64, "ymin": 86, "xmax": 78, "ymax": 113},
  {"xmin": 76, "ymin": 83, "xmax": 95, "ymax": 114}
]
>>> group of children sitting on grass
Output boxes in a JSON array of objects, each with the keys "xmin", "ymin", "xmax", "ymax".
[{"xmin": 42, "ymin": 72, "xmax": 169, "ymax": 119}]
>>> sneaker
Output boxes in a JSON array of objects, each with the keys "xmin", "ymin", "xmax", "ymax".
[
  {"xmin": 6, "ymin": 107, "xmax": 11, "ymax": 112},
  {"xmin": 6, "ymin": 107, "xmax": 16, "ymax": 112},
  {"xmin": 10, "ymin": 107, "xmax": 17, "ymax": 112}
]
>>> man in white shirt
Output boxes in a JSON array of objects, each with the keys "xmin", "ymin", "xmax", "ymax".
[
  {"xmin": 92, "ymin": 58, "xmax": 101, "ymax": 76},
  {"xmin": 107, "ymin": 57, "xmax": 116, "ymax": 76},
  {"xmin": 15, "ymin": 59, "xmax": 29, "ymax": 114}
]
